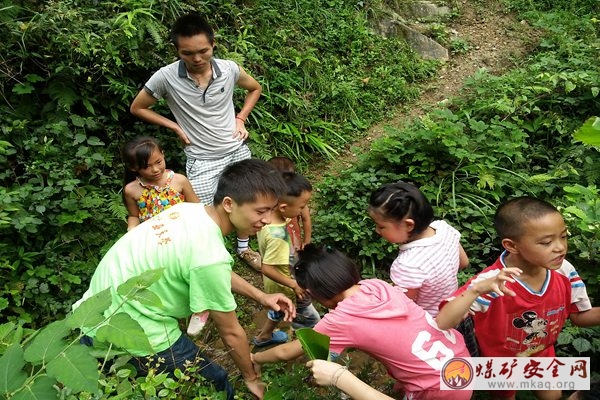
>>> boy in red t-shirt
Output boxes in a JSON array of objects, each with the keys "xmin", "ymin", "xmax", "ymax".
[{"xmin": 437, "ymin": 196, "xmax": 600, "ymax": 400}]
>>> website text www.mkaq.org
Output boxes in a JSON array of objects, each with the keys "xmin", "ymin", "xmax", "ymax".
[{"xmin": 486, "ymin": 380, "xmax": 576, "ymax": 391}]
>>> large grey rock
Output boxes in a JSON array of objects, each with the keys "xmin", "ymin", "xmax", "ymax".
[
  {"xmin": 408, "ymin": 1, "xmax": 452, "ymax": 19},
  {"xmin": 377, "ymin": 18, "xmax": 449, "ymax": 60}
]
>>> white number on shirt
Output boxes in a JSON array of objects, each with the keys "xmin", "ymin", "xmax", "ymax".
[{"xmin": 410, "ymin": 312, "xmax": 457, "ymax": 370}]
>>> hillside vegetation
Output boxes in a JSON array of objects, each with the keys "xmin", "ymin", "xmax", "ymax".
[{"xmin": 0, "ymin": 0, "xmax": 599, "ymax": 398}]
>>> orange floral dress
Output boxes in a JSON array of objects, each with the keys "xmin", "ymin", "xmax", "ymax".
[{"xmin": 136, "ymin": 170, "xmax": 185, "ymax": 222}]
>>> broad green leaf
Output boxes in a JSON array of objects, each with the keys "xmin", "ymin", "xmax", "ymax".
[
  {"xmin": 563, "ymin": 206, "xmax": 587, "ymax": 220},
  {"xmin": 46, "ymin": 345, "xmax": 99, "ymax": 393},
  {"xmin": 116, "ymin": 378, "xmax": 133, "ymax": 396},
  {"xmin": 557, "ymin": 331, "xmax": 573, "ymax": 345},
  {"xmin": 0, "ymin": 322, "xmax": 20, "ymax": 346},
  {"xmin": 25, "ymin": 74, "xmax": 44, "ymax": 83},
  {"xmin": 82, "ymin": 98, "xmax": 95, "ymax": 115},
  {"xmin": 11, "ymin": 376, "xmax": 57, "ymax": 400},
  {"xmin": 573, "ymin": 117, "xmax": 600, "ymax": 147},
  {"xmin": 66, "ymin": 288, "xmax": 112, "ymax": 329},
  {"xmin": 127, "ymin": 288, "xmax": 163, "ymax": 309},
  {"xmin": 0, "ymin": 344, "xmax": 27, "ymax": 393},
  {"xmin": 74, "ymin": 133, "xmax": 86, "ymax": 144},
  {"xmin": 70, "ymin": 115, "xmax": 86, "ymax": 127},
  {"xmin": 96, "ymin": 313, "xmax": 153, "ymax": 354},
  {"xmin": 0, "ymin": 322, "xmax": 14, "ymax": 342},
  {"xmin": 12, "ymin": 83, "xmax": 35, "ymax": 95},
  {"xmin": 295, "ymin": 328, "xmax": 330, "ymax": 360},
  {"xmin": 572, "ymin": 337, "xmax": 592, "ymax": 353},
  {"xmin": 87, "ymin": 136, "xmax": 104, "ymax": 146},
  {"xmin": 23, "ymin": 320, "xmax": 70, "ymax": 364},
  {"xmin": 87, "ymin": 346, "xmax": 128, "ymax": 359},
  {"xmin": 117, "ymin": 268, "xmax": 165, "ymax": 298},
  {"xmin": 564, "ymin": 80, "xmax": 576, "ymax": 93},
  {"xmin": 264, "ymin": 388, "xmax": 284, "ymax": 400}
]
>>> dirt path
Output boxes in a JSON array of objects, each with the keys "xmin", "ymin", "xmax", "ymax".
[
  {"xmin": 317, "ymin": 0, "xmax": 540, "ymax": 175},
  {"xmin": 206, "ymin": 0, "xmax": 540, "ymax": 395}
]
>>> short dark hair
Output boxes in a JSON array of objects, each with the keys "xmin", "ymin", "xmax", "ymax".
[
  {"xmin": 494, "ymin": 196, "xmax": 560, "ymax": 240},
  {"xmin": 294, "ymin": 244, "xmax": 360, "ymax": 302},
  {"xmin": 368, "ymin": 181, "xmax": 434, "ymax": 236},
  {"xmin": 171, "ymin": 13, "xmax": 214, "ymax": 48},
  {"xmin": 268, "ymin": 156, "xmax": 296, "ymax": 173},
  {"xmin": 214, "ymin": 159, "xmax": 286, "ymax": 205},
  {"xmin": 281, "ymin": 172, "xmax": 312, "ymax": 198}
]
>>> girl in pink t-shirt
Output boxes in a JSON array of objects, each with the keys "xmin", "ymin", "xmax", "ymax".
[{"xmin": 252, "ymin": 245, "xmax": 472, "ymax": 400}]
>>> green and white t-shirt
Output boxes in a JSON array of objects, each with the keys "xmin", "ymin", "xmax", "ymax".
[{"xmin": 73, "ymin": 203, "xmax": 235, "ymax": 355}]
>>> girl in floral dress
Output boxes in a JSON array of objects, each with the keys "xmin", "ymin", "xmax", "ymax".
[{"xmin": 122, "ymin": 136, "xmax": 207, "ymax": 336}]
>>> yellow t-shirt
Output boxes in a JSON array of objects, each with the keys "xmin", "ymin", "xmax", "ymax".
[{"xmin": 257, "ymin": 222, "xmax": 296, "ymax": 300}]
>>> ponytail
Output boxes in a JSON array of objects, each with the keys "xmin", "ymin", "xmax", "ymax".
[{"xmin": 368, "ymin": 181, "xmax": 434, "ymax": 236}]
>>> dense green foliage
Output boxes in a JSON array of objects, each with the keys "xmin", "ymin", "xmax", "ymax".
[
  {"xmin": 0, "ymin": 0, "xmax": 433, "ymax": 327},
  {"xmin": 0, "ymin": 269, "xmax": 237, "ymax": 399}
]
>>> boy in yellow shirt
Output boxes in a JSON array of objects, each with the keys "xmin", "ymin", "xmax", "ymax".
[{"xmin": 253, "ymin": 172, "xmax": 320, "ymax": 346}]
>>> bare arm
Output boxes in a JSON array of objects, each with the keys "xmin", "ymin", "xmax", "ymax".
[
  {"xmin": 235, "ymin": 66, "xmax": 261, "ymax": 121},
  {"xmin": 261, "ymin": 263, "xmax": 306, "ymax": 301},
  {"xmin": 176, "ymin": 175, "xmax": 200, "ymax": 203},
  {"xmin": 232, "ymin": 67, "xmax": 261, "ymax": 141},
  {"xmin": 570, "ymin": 307, "xmax": 600, "ymax": 327},
  {"xmin": 231, "ymin": 271, "xmax": 296, "ymax": 321},
  {"xmin": 458, "ymin": 244, "xmax": 469, "ymax": 269},
  {"xmin": 300, "ymin": 207, "xmax": 312, "ymax": 246},
  {"xmin": 436, "ymin": 267, "xmax": 522, "ymax": 330},
  {"xmin": 436, "ymin": 286, "xmax": 481, "ymax": 330},
  {"xmin": 123, "ymin": 184, "xmax": 141, "ymax": 231},
  {"xmin": 306, "ymin": 360, "xmax": 394, "ymax": 400},
  {"xmin": 252, "ymin": 339, "xmax": 304, "ymax": 364},
  {"xmin": 209, "ymin": 310, "xmax": 264, "ymax": 398},
  {"xmin": 403, "ymin": 288, "xmax": 419, "ymax": 301},
  {"xmin": 130, "ymin": 89, "xmax": 190, "ymax": 144}
]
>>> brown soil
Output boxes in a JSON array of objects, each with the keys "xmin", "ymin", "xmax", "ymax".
[{"xmin": 202, "ymin": 0, "xmax": 541, "ymax": 397}]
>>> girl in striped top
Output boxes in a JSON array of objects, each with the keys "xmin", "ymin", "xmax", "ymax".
[{"xmin": 368, "ymin": 181, "xmax": 469, "ymax": 316}]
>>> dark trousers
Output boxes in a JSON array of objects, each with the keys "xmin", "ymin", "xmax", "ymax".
[
  {"xmin": 82, "ymin": 334, "xmax": 235, "ymax": 399},
  {"xmin": 456, "ymin": 315, "xmax": 480, "ymax": 357}
]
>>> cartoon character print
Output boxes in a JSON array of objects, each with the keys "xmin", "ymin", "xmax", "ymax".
[{"xmin": 512, "ymin": 311, "xmax": 548, "ymax": 345}]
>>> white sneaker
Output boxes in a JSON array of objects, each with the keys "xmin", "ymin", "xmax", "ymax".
[{"xmin": 187, "ymin": 311, "xmax": 209, "ymax": 336}]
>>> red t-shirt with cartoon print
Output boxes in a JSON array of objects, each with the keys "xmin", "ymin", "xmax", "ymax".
[{"xmin": 441, "ymin": 252, "xmax": 591, "ymax": 357}]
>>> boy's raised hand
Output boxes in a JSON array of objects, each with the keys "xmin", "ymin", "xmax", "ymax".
[
  {"xmin": 436, "ymin": 267, "xmax": 523, "ymax": 330},
  {"xmin": 471, "ymin": 267, "xmax": 522, "ymax": 297}
]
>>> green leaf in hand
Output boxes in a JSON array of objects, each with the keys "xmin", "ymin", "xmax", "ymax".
[{"xmin": 295, "ymin": 328, "xmax": 330, "ymax": 360}]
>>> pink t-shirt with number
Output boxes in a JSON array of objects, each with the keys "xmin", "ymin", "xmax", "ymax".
[{"xmin": 314, "ymin": 279, "xmax": 471, "ymax": 399}]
